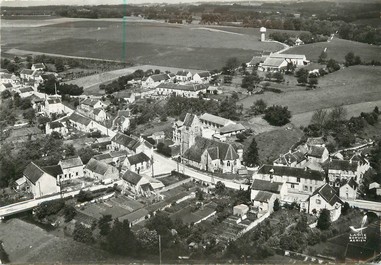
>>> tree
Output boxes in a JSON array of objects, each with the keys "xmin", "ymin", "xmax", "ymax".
[
  {"xmin": 345, "ymin": 52, "xmax": 355, "ymax": 67},
  {"xmin": 63, "ymin": 205, "xmax": 77, "ymax": 222},
  {"xmin": 243, "ymin": 138, "xmax": 259, "ymax": 167},
  {"xmin": 223, "ymin": 57, "xmax": 240, "ymax": 75},
  {"xmin": 265, "ymin": 72, "xmax": 272, "ymax": 81},
  {"xmin": 98, "ymin": 214, "xmax": 113, "ymax": 236},
  {"xmin": 250, "ymin": 99, "xmax": 267, "ymax": 115},
  {"xmin": 295, "ymin": 68, "xmax": 308, "ymax": 85},
  {"xmin": 77, "ymin": 147, "xmax": 99, "ymax": 164},
  {"xmin": 73, "ymin": 222, "xmax": 94, "ymax": 244},
  {"xmin": 0, "ymin": 241, "xmax": 10, "ymax": 264},
  {"xmin": 54, "ymin": 59, "xmax": 65, "ymax": 72},
  {"xmin": 135, "ymin": 228, "xmax": 159, "ymax": 255},
  {"xmin": 106, "ymin": 219, "xmax": 137, "ymax": 256},
  {"xmin": 329, "ymin": 106, "xmax": 347, "ymax": 123},
  {"xmin": 308, "ymin": 77, "xmax": 318, "ymax": 88},
  {"xmin": 295, "ymin": 215, "xmax": 308, "ymax": 232},
  {"xmin": 272, "ymin": 72, "xmax": 284, "ymax": 83},
  {"xmin": 327, "ymin": 59, "xmax": 340, "ymax": 72},
  {"xmin": 317, "ymin": 209, "xmax": 331, "ymax": 230},
  {"xmin": 1, "ymin": 90, "xmax": 11, "ymax": 99},
  {"xmin": 215, "ymin": 181, "xmax": 226, "ymax": 196},
  {"xmin": 273, "ymin": 198, "xmax": 281, "ymax": 211},
  {"xmin": 196, "ymin": 188, "xmax": 204, "ymax": 201},
  {"xmin": 236, "ymin": 133, "xmax": 247, "ymax": 142},
  {"xmin": 263, "ymin": 105, "xmax": 292, "ymax": 126},
  {"xmin": 23, "ymin": 108, "xmax": 35, "ymax": 123},
  {"xmin": 310, "ymin": 109, "xmax": 328, "ymax": 129},
  {"xmin": 318, "ymin": 50, "xmax": 328, "ymax": 64},
  {"xmin": 341, "ymin": 202, "xmax": 350, "ymax": 215}
]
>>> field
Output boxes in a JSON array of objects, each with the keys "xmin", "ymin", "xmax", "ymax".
[
  {"xmin": 2, "ymin": 17, "xmax": 283, "ymax": 70},
  {"xmin": 0, "ymin": 219, "xmax": 113, "ymax": 263},
  {"xmin": 283, "ymin": 37, "xmax": 381, "ymax": 63},
  {"xmin": 239, "ymin": 65, "xmax": 381, "ymax": 127}
]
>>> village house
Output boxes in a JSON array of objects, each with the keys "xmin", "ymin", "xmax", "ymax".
[
  {"xmin": 122, "ymin": 152, "xmax": 151, "ymax": 174},
  {"xmin": 149, "ymin": 131, "xmax": 165, "ymax": 144},
  {"xmin": 113, "ymin": 110, "xmax": 130, "ymax": 132},
  {"xmin": 199, "ymin": 113, "xmax": 236, "ymax": 130},
  {"xmin": 252, "ymin": 191, "xmax": 278, "ymax": 214},
  {"xmin": 20, "ymin": 69, "xmax": 35, "ymax": 81},
  {"xmin": 121, "ymin": 170, "xmax": 164, "ymax": 197},
  {"xmin": 306, "ymin": 146, "xmax": 329, "ymax": 164},
  {"xmin": 109, "ymin": 132, "xmax": 153, "ymax": 157},
  {"xmin": 337, "ymin": 178, "xmax": 358, "ymax": 200},
  {"xmin": 68, "ymin": 112, "xmax": 93, "ymax": 132},
  {"xmin": 58, "ymin": 156, "xmax": 84, "ymax": 181},
  {"xmin": 258, "ymin": 53, "xmax": 309, "ymax": 72},
  {"xmin": 31, "ymin": 63, "xmax": 46, "ymax": 71},
  {"xmin": 79, "ymin": 98, "xmax": 107, "ymax": 112},
  {"xmin": 327, "ymin": 158, "xmax": 369, "ymax": 185},
  {"xmin": 156, "ymin": 83, "xmax": 208, "ymax": 98},
  {"xmin": 113, "ymin": 91, "xmax": 136, "ymax": 104},
  {"xmin": 91, "ymin": 108, "xmax": 108, "ymax": 123},
  {"xmin": 142, "ymin": 73, "xmax": 171, "ymax": 89},
  {"xmin": 0, "ymin": 72, "xmax": 18, "ymax": 84},
  {"xmin": 300, "ymin": 183, "xmax": 343, "ymax": 221},
  {"xmin": 93, "ymin": 150, "xmax": 128, "ymax": 167},
  {"xmin": 268, "ymin": 53, "xmax": 309, "ymax": 66},
  {"xmin": 84, "ymin": 158, "xmax": 119, "ymax": 182},
  {"xmin": 182, "ymin": 136, "xmax": 243, "ymax": 174},
  {"xmin": 193, "ymin": 72, "xmax": 211, "ymax": 84},
  {"xmin": 0, "ymin": 82, "xmax": 13, "ymax": 92},
  {"xmin": 253, "ymin": 165, "xmax": 326, "ymax": 202},
  {"xmin": 18, "ymin": 87, "xmax": 35, "ymax": 98},
  {"xmin": 23, "ymin": 162, "xmax": 60, "ymax": 198},
  {"xmin": 45, "ymin": 121, "xmax": 69, "ymax": 136},
  {"xmin": 176, "ymin": 70, "xmax": 192, "ymax": 83},
  {"xmin": 251, "ymin": 179, "xmax": 287, "ymax": 213},
  {"xmin": 273, "ymin": 150, "xmax": 307, "ymax": 168},
  {"xmin": 45, "ymin": 98, "xmax": 72, "ymax": 116}
]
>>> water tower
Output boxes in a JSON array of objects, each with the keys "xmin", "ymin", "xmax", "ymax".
[{"xmin": 260, "ymin": 27, "xmax": 266, "ymax": 42}]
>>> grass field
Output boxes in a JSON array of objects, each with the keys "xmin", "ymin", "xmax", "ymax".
[
  {"xmin": 2, "ymin": 17, "xmax": 283, "ymax": 70},
  {"xmin": 0, "ymin": 219, "xmax": 113, "ymax": 263},
  {"xmin": 239, "ymin": 65, "xmax": 381, "ymax": 127},
  {"xmin": 283, "ymin": 37, "xmax": 381, "ymax": 63}
]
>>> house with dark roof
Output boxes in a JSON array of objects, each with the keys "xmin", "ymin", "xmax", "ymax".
[
  {"xmin": 84, "ymin": 158, "xmax": 119, "ymax": 181},
  {"xmin": 122, "ymin": 152, "xmax": 151, "ymax": 174},
  {"xmin": 251, "ymin": 179, "xmax": 287, "ymax": 213},
  {"xmin": 113, "ymin": 91, "xmax": 136, "ymax": 103},
  {"xmin": 273, "ymin": 150, "xmax": 307, "ymax": 168},
  {"xmin": 182, "ymin": 136, "xmax": 243, "ymax": 174},
  {"xmin": 45, "ymin": 97, "xmax": 72, "ymax": 116},
  {"xmin": 93, "ymin": 150, "xmax": 127, "ymax": 166},
  {"xmin": 45, "ymin": 121, "xmax": 68, "ymax": 136},
  {"xmin": 80, "ymin": 98, "xmax": 107, "ymax": 112},
  {"xmin": 68, "ymin": 112, "xmax": 93, "ymax": 132},
  {"xmin": 301, "ymin": 183, "xmax": 343, "ymax": 221},
  {"xmin": 327, "ymin": 159, "xmax": 365, "ymax": 184},
  {"xmin": 109, "ymin": 132, "xmax": 153, "ymax": 157},
  {"xmin": 121, "ymin": 170, "xmax": 164, "ymax": 197},
  {"xmin": 218, "ymin": 123, "xmax": 246, "ymax": 136},
  {"xmin": 58, "ymin": 156, "xmax": 84, "ymax": 181},
  {"xmin": 142, "ymin": 73, "xmax": 171, "ymax": 89},
  {"xmin": 258, "ymin": 57, "xmax": 288, "ymax": 72},
  {"xmin": 199, "ymin": 113, "xmax": 236, "ymax": 129},
  {"xmin": 23, "ymin": 162, "xmax": 60, "ymax": 198},
  {"xmin": 253, "ymin": 165, "xmax": 326, "ymax": 197},
  {"xmin": 306, "ymin": 146, "xmax": 329, "ymax": 163}
]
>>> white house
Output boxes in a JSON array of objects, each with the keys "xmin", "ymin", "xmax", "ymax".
[
  {"xmin": 252, "ymin": 191, "xmax": 278, "ymax": 214},
  {"xmin": 142, "ymin": 74, "xmax": 170, "ymax": 89},
  {"xmin": 20, "ymin": 69, "xmax": 35, "ymax": 81},
  {"xmin": 92, "ymin": 108, "xmax": 108, "ymax": 123},
  {"xmin": 58, "ymin": 156, "xmax": 84, "ymax": 181},
  {"xmin": 258, "ymin": 57, "xmax": 288, "ymax": 72},
  {"xmin": 109, "ymin": 132, "xmax": 153, "ymax": 157},
  {"xmin": 84, "ymin": 158, "xmax": 119, "ymax": 182},
  {"xmin": 80, "ymin": 98, "xmax": 107, "ymax": 112},
  {"xmin": 193, "ymin": 72, "xmax": 211, "ymax": 84},
  {"xmin": 68, "ymin": 112, "xmax": 93, "ymax": 132},
  {"xmin": 253, "ymin": 165, "xmax": 326, "ymax": 200},
  {"xmin": 327, "ymin": 159, "xmax": 367, "ymax": 185},
  {"xmin": 156, "ymin": 83, "xmax": 208, "ymax": 98},
  {"xmin": 121, "ymin": 170, "xmax": 164, "ymax": 196},
  {"xmin": 301, "ymin": 183, "xmax": 343, "ymax": 222},
  {"xmin": 45, "ymin": 121, "xmax": 68, "ymax": 136},
  {"xmin": 31, "ymin": 63, "xmax": 46, "ymax": 71},
  {"xmin": 175, "ymin": 70, "xmax": 192, "ymax": 83},
  {"xmin": 199, "ymin": 113, "xmax": 236, "ymax": 130},
  {"xmin": 45, "ymin": 98, "xmax": 72, "ymax": 116},
  {"xmin": 23, "ymin": 162, "xmax": 60, "ymax": 198},
  {"xmin": 251, "ymin": 178, "xmax": 287, "ymax": 201},
  {"xmin": 113, "ymin": 91, "xmax": 136, "ymax": 104},
  {"xmin": 338, "ymin": 178, "xmax": 358, "ymax": 200},
  {"xmin": 122, "ymin": 152, "xmax": 151, "ymax": 174},
  {"xmin": 18, "ymin": 86, "xmax": 35, "ymax": 98},
  {"xmin": 306, "ymin": 146, "xmax": 329, "ymax": 164},
  {"xmin": 268, "ymin": 53, "xmax": 308, "ymax": 67}
]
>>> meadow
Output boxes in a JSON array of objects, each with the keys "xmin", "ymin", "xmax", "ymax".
[
  {"xmin": 283, "ymin": 37, "xmax": 381, "ymax": 63},
  {"xmin": 239, "ymin": 65, "xmax": 381, "ymax": 125},
  {"xmin": 1, "ymin": 17, "xmax": 283, "ymax": 70}
]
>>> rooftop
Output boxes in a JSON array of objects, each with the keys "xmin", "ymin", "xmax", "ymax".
[
  {"xmin": 257, "ymin": 165, "xmax": 326, "ymax": 181},
  {"xmin": 251, "ymin": 179, "xmax": 283, "ymax": 193},
  {"xmin": 199, "ymin": 113, "xmax": 234, "ymax": 127},
  {"xmin": 328, "ymin": 159, "xmax": 358, "ymax": 172},
  {"xmin": 313, "ymin": 183, "xmax": 343, "ymax": 206},
  {"xmin": 69, "ymin": 112, "xmax": 92, "ymax": 126},
  {"xmin": 127, "ymin": 152, "xmax": 151, "ymax": 166},
  {"xmin": 60, "ymin": 156, "xmax": 83, "ymax": 169},
  {"xmin": 121, "ymin": 170, "xmax": 143, "ymax": 185},
  {"xmin": 85, "ymin": 158, "xmax": 111, "ymax": 176}
]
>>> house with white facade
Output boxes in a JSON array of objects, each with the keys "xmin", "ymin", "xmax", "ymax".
[
  {"xmin": 45, "ymin": 121, "xmax": 69, "ymax": 136},
  {"xmin": 142, "ymin": 74, "xmax": 171, "ymax": 89},
  {"xmin": 109, "ymin": 132, "xmax": 153, "ymax": 157},
  {"xmin": 58, "ymin": 156, "xmax": 84, "ymax": 181},
  {"xmin": 156, "ymin": 83, "xmax": 208, "ymax": 98},
  {"xmin": 31, "ymin": 63, "xmax": 46, "ymax": 71},
  {"xmin": 300, "ymin": 183, "xmax": 343, "ymax": 221},
  {"xmin": 23, "ymin": 162, "xmax": 60, "ymax": 198},
  {"xmin": 338, "ymin": 178, "xmax": 358, "ymax": 200},
  {"xmin": 45, "ymin": 98, "xmax": 72, "ymax": 116},
  {"xmin": 121, "ymin": 170, "xmax": 164, "ymax": 196},
  {"xmin": 176, "ymin": 70, "xmax": 192, "ymax": 83},
  {"xmin": 122, "ymin": 152, "xmax": 151, "ymax": 174},
  {"xmin": 327, "ymin": 159, "xmax": 369, "ymax": 185},
  {"xmin": 193, "ymin": 72, "xmax": 211, "ymax": 84}
]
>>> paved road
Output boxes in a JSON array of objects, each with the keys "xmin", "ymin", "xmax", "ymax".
[{"xmin": 0, "ymin": 182, "xmax": 119, "ymax": 218}]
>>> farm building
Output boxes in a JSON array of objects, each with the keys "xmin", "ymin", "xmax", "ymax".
[
  {"xmin": 156, "ymin": 83, "xmax": 208, "ymax": 98},
  {"xmin": 258, "ymin": 53, "xmax": 309, "ymax": 72},
  {"xmin": 199, "ymin": 113, "xmax": 236, "ymax": 129},
  {"xmin": 233, "ymin": 204, "xmax": 249, "ymax": 217},
  {"xmin": 218, "ymin": 123, "xmax": 246, "ymax": 136}
]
